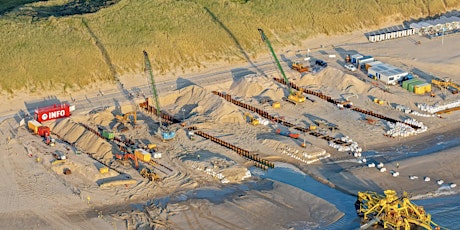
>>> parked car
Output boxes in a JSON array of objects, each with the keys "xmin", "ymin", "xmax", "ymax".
[
  {"xmin": 344, "ymin": 63, "xmax": 357, "ymax": 72},
  {"xmin": 315, "ymin": 59, "xmax": 327, "ymax": 67}
]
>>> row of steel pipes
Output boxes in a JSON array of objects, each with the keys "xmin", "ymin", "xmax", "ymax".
[
  {"xmin": 187, "ymin": 127, "xmax": 274, "ymax": 170},
  {"xmin": 211, "ymin": 91, "xmax": 351, "ymax": 146},
  {"xmin": 273, "ymin": 77, "xmax": 422, "ymax": 130}
]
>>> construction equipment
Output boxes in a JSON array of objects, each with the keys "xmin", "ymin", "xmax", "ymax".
[
  {"xmin": 244, "ymin": 112, "xmax": 259, "ymax": 126},
  {"xmin": 115, "ymin": 153, "xmax": 139, "ymax": 170},
  {"xmin": 143, "ymin": 50, "xmax": 176, "ymax": 141},
  {"xmin": 356, "ymin": 190, "xmax": 442, "ymax": 230},
  {"xmin": 291, "ymin": 61, "xmax": 309, "ymax": 73},
  {"xmin": 116, "ymin": 111, "xmax": 137, "ymax": 125},
  {"xmin": 140, "ymin": 168, "xmax": 160, "ymax": 181},
  {"xmin": 258, "ymin": 28, "xmax": 306, "ymax": 104},
  {"xmin": 432, "ymin": 78, "xmax": 460, "ymax": 94}
]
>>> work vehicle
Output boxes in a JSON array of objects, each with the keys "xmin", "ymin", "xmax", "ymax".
[
  {"xmin": 116, "ymin": 111, "xmax": 137, "ymax": 125},
  {"xmin": 143, "ymin": 51, "xmax": 176, "ymax": 141},
  {"xmin": 258, "ymin": 28, "xmax": 305, "ymax": 104},
  {"xmin": 140, "ymin": 168, "xmax": 160, "ymax": 181},
  {"xmin": 356, "ymin": 190, "xmax": 442, "ymax": 230},
  {"xmin": 53, "ymin": 151, "xmax": 66, "ymax": 160},
  {"xmin": 344, "ymin": 63, "xmax": 357, "ymax": 72},
  {"xmin": 315, "ymin": 59, "xmax": 327, "ymax": 67},
  {"xmin": 291, "ymin": 62, "xmax": 309, "ymax": 73},
  {"xmin": 115, "ymin": 153, "xmax": 139, "ymax": 170},
  {"xmin": 244, "ymin": 112, "xmax": 259, "ymax": 126}
]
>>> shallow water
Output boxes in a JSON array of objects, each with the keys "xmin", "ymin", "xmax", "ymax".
[{"xmin": 251, "ymin": 164, "xmax": 460, "ymax": 230}]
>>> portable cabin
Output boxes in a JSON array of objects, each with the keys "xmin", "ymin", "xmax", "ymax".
[
  {"xmin": 350, "ymin": 54, "xmax": 363, "ymax": 64},
  {"xmin": 368, "ymin": 63, "xmax": 408, "ymax": 85},
  {"xmin": 357, "ymin": 56, "xmax": 375, "ymax": 69}
]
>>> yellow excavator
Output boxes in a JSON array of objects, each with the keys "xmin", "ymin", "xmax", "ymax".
[
  {"xmin": 116, "ymin": 111, "xmax": 137, "ymax": 125},
  {"xmin": 258, "ymin": 28, "xmax": 305, "ymax": 104}
]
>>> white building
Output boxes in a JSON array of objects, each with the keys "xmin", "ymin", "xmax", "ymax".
[{"xmin": 368, "ymin": 63, "xmax": 408, "ymax": 85}]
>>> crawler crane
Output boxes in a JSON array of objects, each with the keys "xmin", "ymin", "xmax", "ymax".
[{"xmin": 258, "ymin": 28, "xmax": 305, "ymax": 104}]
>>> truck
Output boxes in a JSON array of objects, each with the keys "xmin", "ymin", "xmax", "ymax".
[{"xmin": 28, "ymin": 120, "xmax": 42, "ymax": 134}]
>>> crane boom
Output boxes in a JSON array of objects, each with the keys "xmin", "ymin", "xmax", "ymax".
[
  {"xmin": 258, "ymin": 28, "xmax": 292, "ymax": 95},
  {"xmin": 143, "ymin": 50, "xmax": 163, "ymax": 129},
  {"xmin": 143, "ymin": 50, "xmax": 176, "ymax": 141}
]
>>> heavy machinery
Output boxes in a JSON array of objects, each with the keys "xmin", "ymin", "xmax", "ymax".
[
  {"xmin": 258, "ymin": 28, "xmax": 306, "ymax": 104},
  {"xmin": 116, "ymin": 111, "xmax": 137, "ymax": 125},
  {"xmin": 140, "ymin": 168, "xmax": 160, "ymax": 181},
  {"xmin": 291, "ymin": 61, "xmax": 309, "ymax": 73},
  {"xmin": 432, "ymin": 78, "xmax": 460, "ymax": 94},
  {"xmin": 244, "ymin": 112, "xmax": 259, "ymax": 126},
  {"xmin": 115, "ymin": 153, "xmax": 139, "ymax": 170},
  {"xmin": 356, "ymin": 190, "xmax": 442, "ymax": 230},
  {"xmin": 143, "ymin": 50, "xmax": 176, "ymax": 141}
]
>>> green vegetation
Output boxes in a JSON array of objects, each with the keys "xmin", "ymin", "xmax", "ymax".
[{"xmin": 1, "ymin": 0, "xmax": 460, "ymax": 94}]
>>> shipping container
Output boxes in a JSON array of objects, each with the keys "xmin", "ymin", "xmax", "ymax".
[
  {"xmin": 99, "ymin": 167, "xmax": 109, "ymax": 174},
  {"xmin": 28, "ymin": 120, "xmax": 42, "ymax": 134},
  {"xmin": 414, "ymin": 83, "xmax": 432, "ymax": 94},
  {"xmin": 102, "ymin": 130, "xmax": 114, "ymax": 140},
  {"xmin": 135, "ymin": 149, "xmax": 151, "ymax": 162},
  {"xmin": 402, "ymin": 78, "xmax": 422, "ymax": 90},
  {"xmin": 153, "ymin": 153, "xmax": 162, "ymax": 159},
  {"xmin": 357, "ymin": 56, "xmax": 375, "ymax": 68},
  {"xmin": 37, "ymin": 126, "xmax": 50, "ymax": 137},
  {"xmin": 350, "ymin": 54, "xmax": 363, "ymax": 64},
  {"xmin": 34, "ymin": 103, "xmax": 71, "ymax": 122},
  {"xmin": 408, "ymin": 80, "xmax": 425, "ymax": 92}
]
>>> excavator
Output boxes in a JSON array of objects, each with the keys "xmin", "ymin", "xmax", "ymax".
[
  {"xmin": 258, "ymin": 28, "xmax": 306, "ymax": 104},
  {"xmin": 143, "ymin": 50, "xmax": 176, "ymax": 141},
  {"xmin": 115, "ymin": 153, "xmax": 139, "ymax": 170},
  {"xmin": 116, "ymin": 111, "xmax": 137, "ymax": 125},
  {"xmin": 291, "ymin": 62, "xmax": 309, "ymax": 73}
]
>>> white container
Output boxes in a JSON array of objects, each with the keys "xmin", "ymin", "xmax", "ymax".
[{"xmin": 153, "ymin": 153, "xmax": 162, "ymax": 159}]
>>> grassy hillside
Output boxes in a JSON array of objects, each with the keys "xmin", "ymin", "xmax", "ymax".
[{"xmin": 1, "ymin": 0, "xmax": 459, "ymax": 94}]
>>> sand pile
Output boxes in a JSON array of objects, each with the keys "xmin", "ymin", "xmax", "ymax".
[
  {"xmin": 166, "ymin": 85, "xmax": 246, "ymax": 124},
  {"xmin": 49, "ymin": 118, "xmax": 113, "ymax": 161},
  {"xmin": 297, "ymin": 68, "xmax": 370, "ymax": 94},
  {"xmin": 229, "ymin": 74, "xmax": 281, "ymax": 98}
]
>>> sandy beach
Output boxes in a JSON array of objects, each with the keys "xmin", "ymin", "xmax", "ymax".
[{"xmin": 1, "ymin": 26, "xmax": 460, "ymax": 229}]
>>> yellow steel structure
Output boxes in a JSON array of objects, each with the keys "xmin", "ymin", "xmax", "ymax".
[
  {"xmin": 432, "ymin": 78, "xmax": 460, "ymax": 94},
  {"xmin": 356, "ymin": 190, "xmax": 442, "ymax": 230}
]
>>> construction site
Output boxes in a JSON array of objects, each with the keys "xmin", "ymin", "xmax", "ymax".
[{"xmin": 1, "ymin": 27, "xmax": 460, "ymax": 230}]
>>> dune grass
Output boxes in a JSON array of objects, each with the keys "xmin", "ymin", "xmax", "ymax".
[{"xmin": 1, "ymin": 0, "xmax": 460, "ymax": 94}]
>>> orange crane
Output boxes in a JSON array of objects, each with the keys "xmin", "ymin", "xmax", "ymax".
[{"xmin": 115, "ymin": 153, "xmax": 139, "ymax": 170}]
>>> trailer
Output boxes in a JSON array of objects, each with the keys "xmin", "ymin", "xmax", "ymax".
[{"xmin": 34, "ymin": 103, "xmax": 71, "ymax": 122}]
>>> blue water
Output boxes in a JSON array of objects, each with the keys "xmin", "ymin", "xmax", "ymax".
[{"xmin": 251, "ymin": 164, "xmax": 460, "ymax": 230}]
